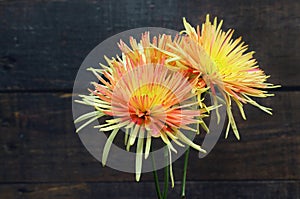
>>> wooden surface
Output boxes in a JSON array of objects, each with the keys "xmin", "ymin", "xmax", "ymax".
[
  {"xmin": 0, "ymin": 0, "xmax": 299, "ymax": 198},
  {"xmin": 1, "ymin": 181, "xmax": 299, "ymax": 199}
]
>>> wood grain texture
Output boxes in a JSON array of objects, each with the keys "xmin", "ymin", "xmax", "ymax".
[
  {"xmin": 0, "ymin": 91, "xmax": 299, "ymax": 183},
  {"xmin": 0, "ymin": 0, "xmax": 299, "ymax": 91},
  {"xmin": 0, "ymin": 181, "xmax": 299, "ymax": 199}
]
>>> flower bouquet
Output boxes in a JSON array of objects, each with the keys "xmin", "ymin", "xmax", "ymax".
[{"xmin": 73, "ymin": 15, "xmax": 279, "ymax": 198}]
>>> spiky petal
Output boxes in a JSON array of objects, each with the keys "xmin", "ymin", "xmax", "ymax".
[{"xmin": 168, "ymin": 15, "xmax": 279, "ymax": 139}]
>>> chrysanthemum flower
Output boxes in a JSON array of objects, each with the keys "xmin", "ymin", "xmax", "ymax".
[
  {"xmin": 74, "ymin": 33, "xmax": 210, "ymax": 186},
  {"xmin": 101, "ymin": 32, "xmax": 177, "ymax": 82},
  {"xmin": 164, "ymin": 15, "xmax": 279, "ymax": 139}
]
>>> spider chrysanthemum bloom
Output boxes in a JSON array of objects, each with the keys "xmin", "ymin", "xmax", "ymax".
[
  {"xmin": 166, "ymin": 15, "xmax": 279, "ymax": 139},
  {"xmin": 102, "ymin": 32, "xmax": 179, "ymax": 83},
  {"xmin": 75, "ymin": 63, "xmax": 209, "ymax": 186},
  {"xmin": 118, "ymin": 32, "xmax": 175, "ymax": 66}
]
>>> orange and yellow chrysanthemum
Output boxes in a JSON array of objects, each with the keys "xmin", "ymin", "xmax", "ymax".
[
  {"xmin": 74, "ymin": 33, "xmax": 209, "ymax": 186},
  {"xmin": 165, "ymin": 15, "xmax": 279, "ymax": 139}
]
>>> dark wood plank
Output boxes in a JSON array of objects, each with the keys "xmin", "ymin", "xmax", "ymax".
[
  {"xmin": 0, "ymin": 91, "xmax": 299, "ymax": 183},
  {"xmin": 0, "ymin": 181, "xmax": 299, "ymax": 199},
  {"xmin": 0, "ymin": 0, "xmax": 299, "ymax": 91}
]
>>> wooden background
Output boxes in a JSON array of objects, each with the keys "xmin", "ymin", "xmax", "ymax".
[{"xmin": 0, "ymin": 0, "xmax": 299, "ymax": 198}]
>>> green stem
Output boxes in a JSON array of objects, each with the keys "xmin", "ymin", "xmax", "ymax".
[
  {"xmin": 151, "ymin": 147, "xmax": 162, "ymax": 199},
  {"xmin": 163, "ymin": 147, "xmax": 169, "ymax": 199},
  {"xmin": 181, "ymin": 146, "xmax": 190, "ymax": 198}
]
